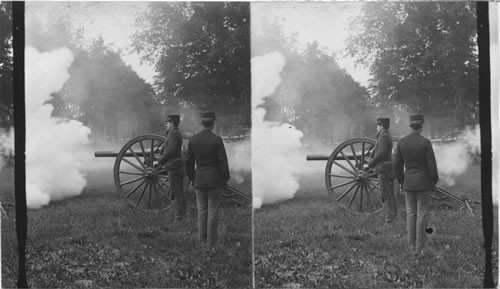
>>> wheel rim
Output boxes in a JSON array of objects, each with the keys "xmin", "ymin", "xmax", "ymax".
[
  {"xmin": 324, "ymin": 137, "xmax": 383, "ymax": 215},
  {"xmin": 113, "ymin": 134, "xmax": 174, "ymax": 211}
]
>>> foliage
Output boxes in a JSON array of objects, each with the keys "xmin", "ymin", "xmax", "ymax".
[
  {"xmin": 346, "ymin": 2, "xmax": 478, "ymax": 130},
  {"xmin": 26, "ymin": 14, "xmax": 161, "ymax": 140},
  {"xmin": 253, "ymin": 22, "xmax": 374, "ymax": 143},
  {"xmin": 0, "ymin": 2, "xmax": 13, "ymax": 127},
  {"xmin": 133, "ymin": 2, "xmax": 251, "ymax": 127},
  {"xmin": 57, "ymin": 38, "xmax": 160, "ymax": 140}
]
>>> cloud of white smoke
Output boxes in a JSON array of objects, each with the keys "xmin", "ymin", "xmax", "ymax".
[
  {"xmin": 433, "ymin": 124, "xmax": 481, "ymax": 185},
  {"xmin": 225, "ymin": 140, "xmax": 251, "ymax": 184},
  {"xmin": 0, "ymin": 127, "xmax": 14, "ymax": 170},
  {"xmin": 26, "ymin": 46, "xmax": 92, "ymax": 209},
  {"xmin": 252, "ymin": 52, "xmax": 305, "ymax": 208}
]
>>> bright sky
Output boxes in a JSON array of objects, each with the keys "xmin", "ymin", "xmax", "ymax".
[
  {"xmin": 26, "ymin": 1, "xmax": 156, "ymax": 83},
  {"xmin": 252, "ymin": 2, "xmax": 370, "ymax": 86}
]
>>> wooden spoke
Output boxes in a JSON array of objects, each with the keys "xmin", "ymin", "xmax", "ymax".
[
  {"xmin": 120, "ymin": 176, "xmax": 144, "ymax": 186},
  {"xmin": 122, "ymin": 158, "xmax": 144, "ymax": 173},
  {"xmin": 349, "ymin": 144, "xmax": 359, "ymax": 168},
  {"xmin": 114, "ymin": 134, "xmax": 174, "ymax": 211},
  {"xmin": 359, "ymin": 183, "xmax": 364, "ymax": 212},
  {"xmin": 332, "ymin": 161, "xmax": 356, "ymax": 175},
  {"xmin": 139, "ymin": 140, "xmax": 146, "ymax": 160},
  {"xmin": 361, "ymin": 142, "xmax": 365, "ymax": 167},
  {"xmin": 348, "ymin": 186, "xmax": 360, "ymax": 209},
  {"xmin": 366, "ymin": 182, "xmax": 383, "ymax": 205},
  {"xmin": 125, "ymin": 179, "xmax": 146, "ymax": 199},
  {"xmin": 136, "ymin": 181, "xmax": 149, "ymax": 206},
  {"xmin": 147, "ymin": 181, "xmax": 153, "ymax": 210},
  {"xmin": 329, "ymin": 174, "xmax": 354, "ymax": 179},
  {"xmin": 150, "ymin": 139, "xmax": 155, "ymax": 162},
  {"xmin": 331, "ymin": 179, "xmax": 357, "ymax": 190},
  {"xmin": 336, "ymin": 182, "xmax": 357, "ymax": 202},
  {"xmin": 119, "ymin": 170, "xmax": 143, "ymax": 176},
  {"xmin": 340, "ymin": 150, "xmax": 357, "ymax": 172},
  {"xmin": 325, "ymin": 137, "xmax": 385, "ymax": 214},
  {"xmin": 127, "ymin": 147, "xmax": 146, "ymax": 170}
]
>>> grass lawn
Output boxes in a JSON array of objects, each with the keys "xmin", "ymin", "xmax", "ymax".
[
  {"xmin": 1, "ymin": 164, "xmax": 252, "ymax": 288},
  {"xmin": 254, "ymin": 163, "xmax": 498, "ymax": 288}
]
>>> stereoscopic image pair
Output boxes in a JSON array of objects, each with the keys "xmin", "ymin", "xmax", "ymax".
[{"xmin": 0, "ymin": 2, "xmax": 496, "ymax": 288}]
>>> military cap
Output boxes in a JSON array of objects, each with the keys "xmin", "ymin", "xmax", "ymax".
[
  {"xmin": 165, "ymin": 114, "xmax": 180, "ymax": 123},
  {"xmin": 409, "ymin": 114, "xmax": 424, "ymax": 125},
  {"xmin": 200, "ymin": 111, "xmax": 216, "ymax": 121},
  {"xmin": 376, "ymin": 118, "xmax": 390, "ymax": 127}
]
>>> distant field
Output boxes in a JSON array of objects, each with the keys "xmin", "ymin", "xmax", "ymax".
[
  {"xmin": 1, "ymin": 166, "xmax": 252, "ymax": 288},
  {"xmin": 254, "ymin": 163, "xmax": 498, "ymax": 288}
]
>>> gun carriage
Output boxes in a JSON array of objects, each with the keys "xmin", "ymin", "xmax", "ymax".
[
  {"xmin": 306, "ymin": 137, "xmax": 474, "ymax": 215},
  {"xmin": 95, "ymin": 134, "xmax": 251, "ymax": 212}
]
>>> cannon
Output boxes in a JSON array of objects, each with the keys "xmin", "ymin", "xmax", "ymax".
[
  {"xmin": 307, "ymin": 137, "xmax": 474, "ymax": 215},
  {"xmin": 95, "ymin": 134, "xmax": 251, "ymax": 212}
]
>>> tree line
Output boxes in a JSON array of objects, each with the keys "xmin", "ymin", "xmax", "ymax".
[{"xmin": 0, "ymin": 2, "xmax": 479, "ymax": 142}]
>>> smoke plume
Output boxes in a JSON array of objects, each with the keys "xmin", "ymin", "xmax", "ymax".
[
  {"xmin": 26, "ymin": 46, "xmax": 92, "ymax": 209},
  {"xmin": 433, "ymin": 124, "xmax": 481, "ymax": 185},
  {"xmin": 225, "ymin": 140, "xmax": 251, "ymax": 184},
  {"xmin": 252, "ymin": 52, "xmax": 305, "ymax": 208},
  {"xmin": 0, "ymin": 127, "xmax": 14, "ymax": 170}
]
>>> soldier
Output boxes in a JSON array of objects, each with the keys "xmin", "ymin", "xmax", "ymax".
[
  {"xmin": 365, "ymin": 117, "xmax": 397, "ymax": 224},
  {"xmin": 157, "ymin": 114, "xmax": 187, "ymax": 220},
  {"xmin": 394, "ymin": 114, "xmax": 439, "ymax": 255},
  {"xmin": 185, "ymin": 112, "xmax": 230, "ymax": 253}
]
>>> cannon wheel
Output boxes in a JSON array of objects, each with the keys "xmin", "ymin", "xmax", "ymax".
[
  {"xmin": 325, "ymin": 138, "xmax": 382, "ymax": 214},
  {"xmin": 113, "ymin": 134, "xmax": 173, "ymax": 212}
]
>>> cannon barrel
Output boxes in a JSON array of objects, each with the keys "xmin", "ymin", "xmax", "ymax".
[
  {"xmin": 94, "ymin": 151, "xmax": 120, "ymax": 158},
  {"xmin": 306, "ymin": 154, "xmax": 360, "ymax": 161},
  {"xmin": 95, "ymin": 150, "xmax": 156, "ymax": 158}
]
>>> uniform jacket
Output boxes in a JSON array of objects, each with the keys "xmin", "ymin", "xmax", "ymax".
[
  {"xmin": 368, "ymin": 129, "xmax": 394, "ymax": 175},
  {"xmin": 185, "ymin": 128, "xmax": 230, "ymax": 189},
  {"xmin": 158, "ymin": 127, "xmax": 185, "ymax": 171},
  {"xmin": 394, "ymin": 131, "xmax": 439, "ymax": 191}
]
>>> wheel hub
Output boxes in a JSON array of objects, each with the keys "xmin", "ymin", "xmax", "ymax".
[
  {"xmin": 355, "ymin": 170, "xmax": 369, "ymax": 183},
  {"xmin": 145, "ymin": 167, "xmax": 156, "ymax": 179}
]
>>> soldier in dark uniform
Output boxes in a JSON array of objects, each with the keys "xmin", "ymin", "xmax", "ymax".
[
  {"xmin": 366, "ymin": 117, "xmax": 397, "ymax": 223},
  {"xmin": 394, "ymin": 114, "xmax": 439, "ymax": 255},
  {"xmin": 157, "ymin": 114, "xmax": 187, "ymax": 220},
  {"xmin": 185, "ymin": 112, "xmax": 230, "ymax": 252}
]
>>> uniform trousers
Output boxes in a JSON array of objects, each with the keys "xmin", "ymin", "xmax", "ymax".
[
  {"xmin": 195, "ymin": 186, "xmax": 223, "ymax": 248},
  {"xmin": 168, "ymin": 170, "xmax": 186, "ymax": 219},
  {"xmin": 404, "ymin": 189, "xmax": 431, "ymax": 252},
  {"xmin": 379, "ymin": 172, "xmax": 397, "ymax": 221}
]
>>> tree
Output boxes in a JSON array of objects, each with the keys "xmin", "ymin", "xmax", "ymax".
[
  {"xmin": 133, "ymin": 2, "xmax": 251, "ymax": 130},
  {"xmin": 253, "ymin": 20, "xmax": 374, "ymax": 143},
  {"xmin": 57, "ymin": 38, "xmax": 158, "ymax": 140},
  {"xmin": 0, "ymin": 2, "xmax": 13, "ymax": 128},
  {"xmin": 26, "ymin": 13, "xmax": 160, "ymax": 140},
  {"xmin": 346, "ymin": 2, "xmax": 478, "ymax": 135}
]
